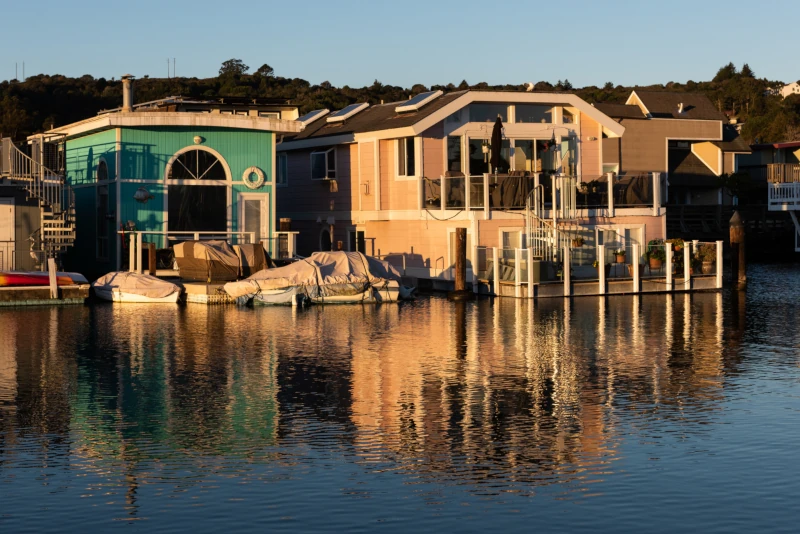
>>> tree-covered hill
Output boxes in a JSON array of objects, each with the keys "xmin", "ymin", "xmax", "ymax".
[{"xmin": 1, "ymin": 61, "xmax": 797, "ymax": 144}]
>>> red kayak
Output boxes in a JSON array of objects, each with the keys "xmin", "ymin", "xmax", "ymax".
[{"xmin": 0, "ymin": 272, "xmax": 77, "ymax": 287}]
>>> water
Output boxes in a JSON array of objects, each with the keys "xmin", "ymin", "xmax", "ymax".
[{"xmin": 1, "ymin": 264, "xmax": 799, "ymax": 533}]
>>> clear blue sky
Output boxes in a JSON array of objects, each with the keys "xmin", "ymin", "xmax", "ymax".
[{"xmin": 5, "ymin": 0, "xmax": 797, "ymax": 88}]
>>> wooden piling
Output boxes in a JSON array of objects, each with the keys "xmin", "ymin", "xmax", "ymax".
[
  {"xmin": 448, "ymin": 227, "xmax": 473, "ymax": 301},
  {"xmin": 147, "ymin": 242, "xmax": 157, "ymax": 275},
  {"xmin": 730, "ymin": 211, "xmax": 746, "ymax": 290}
]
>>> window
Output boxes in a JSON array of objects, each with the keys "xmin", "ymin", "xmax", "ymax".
[
  {"xmin": 349, "ymin": 229, "xmax": 366, "ymax": 254},
  {"xmin": 515, "ymin": 105, "xmax": 553, "ymax": 123},
  {"xmin": 397, "ymin": 137, "xmax": 416, "ymax": 177},
  {"xmin": 469, "ymin": 104, "xmax": 508, "ymax": 123},
  {"xmin": 258, "ymin": 111, "xmax": 280, "ymax": 119},
  {"xmin": 501, "ymin": 230, "xmax": 523, "ymax": 249},
  {"xmin": 447, "ymin": 136, "xmax": 462, "ymax": 173},
  {"xmin": 168, "ymin": 149, "xmax": 226, "ymax": 181},
  {"xmin": 96, "ymin": 160, "xmax": 108, "ymax": 181},
  {"xmin": 311, "ymin": 148, "xmax": 336, "ymax": 180},
  {"xmin": 562, "ymin": 108, "xmax": 575, "ymax": 124},
  {"xmin": 513, "ymin": 140, "xmax": 535, "ymax": 172},
  {"xmin": 536, "ymin": 140, "xmax": 556, "ymax": 173},
  {"xmin": 277, "ymin": 153, "xmax": 288, "ymax": 186},
  {"xmin": 468, "ymin": 138, "xmax": 489, "ymax": 175}
]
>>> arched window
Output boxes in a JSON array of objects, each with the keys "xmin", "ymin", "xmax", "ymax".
[
  {"xmin": 166, "ymin": 147, "xmax": 230, "ymax": 232},
  {"xmin": 96, "ymin": 160, "xmax": 108, "ymax": 181},
  {"xmin": 167, "ymin": 149, "xmax": 226, "ymax": 180}
]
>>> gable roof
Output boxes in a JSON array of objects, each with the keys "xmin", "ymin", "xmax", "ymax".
[
  {"xmin": 627, "ymin": 91, "xmax": 725, "ymax": 121},
  {"xmin": 710, "ymin": 125, "xmax": 751, "ymax": 153},
  {"xmin": 592, "ymin": 103, "xmax": 646, "ymax": 120},
  {"xmin": 290, "ymin": 91, "xmax": 466, "ymax": 141},
  {"xmin": 281, "ymin": 90, "xmax": 625, "ymax": 150}
]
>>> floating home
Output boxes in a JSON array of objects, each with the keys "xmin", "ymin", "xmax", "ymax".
[
  {"xmin": 276, "ymin": 90, "xmax": 734, "ymax": 297},
  {"xmin": 1, "ymin": 75, "xmax": 302, "ymax": 279}
]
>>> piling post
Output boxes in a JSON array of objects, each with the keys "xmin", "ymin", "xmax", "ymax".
[
  {"xmin": 448, "ymin": 227, "xmax": 473, "ymax": 301},
  {"xmin": 666, "ymin": 246, "xmax": 673, "ymax": 291},
  {"xmin": 147, "ymin": 242, "xmax": 157, "ymax": 275},
  {"xmin": 716, "ymin": 240, "xmax": 724, "ymax": 289},
  {"xmin": 598, "ymin": 244, "xmax": 606, "ymax": 295},
  {"xmin": 563, "ymin": 246, "xmax": 571, "ymax": 297},
  {"xmin": 136, "ymin": 232, "xmax": 143, "ymax": 274},
  {"xmin": 527, "ymin": 246, "xmax": 534, "ymax": 299},
  {"xmin": 730, "ymin": 211, "xmax": 746, "ymax": 290},
  {"xmin": 47, "ymin": 257, "xmax": 57, "ymax": 299},
  {"xmin": 492, "ymin": 247, "xmax": 499, "ymax": 297},
  {"xmin": 684, "ymin": 244, "xmax": 691, "ymax": 290},
  {"xmin": 129, "ymin": 233, "xmax": 136, "ymax": 273},
  {"xmin": 632, "ymin": 244, "xmax": 640, "ymax": 293}
]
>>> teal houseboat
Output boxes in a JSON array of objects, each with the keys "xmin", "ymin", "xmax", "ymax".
[{"xmin": 43, "ymin": 75, "xmax": 301, "ymax": 276}]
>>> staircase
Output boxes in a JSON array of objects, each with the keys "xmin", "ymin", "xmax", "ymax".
[
  {"xmin": 526, "ymin": 176, "xmax": 585, "ymax": 263},
  {"xmin": 1, "ymin": 137, "xmax": 75, "ymax": 268}
]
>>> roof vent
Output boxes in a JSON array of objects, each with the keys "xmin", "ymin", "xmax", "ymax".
[{"xmin": 678, "ymin": 102, "xmax": 684, "ymax": 114}]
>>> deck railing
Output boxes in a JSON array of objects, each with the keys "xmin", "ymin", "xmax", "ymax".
[
  {"xmin": 767, "ymin": 182, "xmax": 800, "ymax": 209},
  {"xmin": 766, "ymin": 163, "xmax": 800, "ymax": 183}
]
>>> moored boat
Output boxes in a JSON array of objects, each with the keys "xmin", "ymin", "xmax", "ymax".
[
  {"xmin": 0, "ymin": 272, "xmax": 88, "ymax": 287},
  {"xmin": 92, "ymin": 272, "xmax": 181, "ymax": 303}
]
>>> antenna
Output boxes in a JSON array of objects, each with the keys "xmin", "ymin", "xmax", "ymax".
[
  {"xmin": 167, "ymin": 58, "xmax": 170, "ymax": 79},
  {"xmin": 173, "ymin": 58, "xmax": 176, "ymax": 78},
  {"xmin": 22, "ymin": 61, "xmax": 24, "ymax": 81}
]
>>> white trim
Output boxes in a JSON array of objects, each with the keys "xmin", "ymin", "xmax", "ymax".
[
  {"xmin": 115, "ymin": 128, "xmax": 122, "ymax": 270},
  {"xmin": 373, "ymin": 141, "xmax": 380, "ymax": 211},
  {"xmin": 310, "ymin": 148, "xmax": 337, "ymax": 180},
  {"xmin": 395, "ymin": 136, "xmax": 419, "ymax": 181},
  {"xmin": 43, "ymin": 111, "xmax": 303, "ymax": 139},
  {"xmin": 163, "ymin": 145, "xmax": 233, "ymax": 182}
]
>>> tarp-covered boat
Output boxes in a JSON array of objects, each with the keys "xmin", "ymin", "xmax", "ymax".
[
  {"xmin": 223, "ymin": 251, "xmax": 414, "ymax": 306},
  {"xmin": 92, "ymin": 272, "xmax": 182, "ymax": 303},
  {"xmin": 173, "ymin": 240, "xmax": 240, "ymax": 282},
  {"xmin": 0, "ymin": 272, "xmax": 88, "ymax": 287}
]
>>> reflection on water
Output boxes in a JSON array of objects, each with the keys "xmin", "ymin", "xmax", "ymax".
[{"xmin": 1, "ymin": 264, "xmax": 800, "ymax": 532}]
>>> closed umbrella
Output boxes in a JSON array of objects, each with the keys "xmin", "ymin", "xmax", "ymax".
[{"xmin": 490, "ymin": 116, "xmax": 503, "ymax": 172}]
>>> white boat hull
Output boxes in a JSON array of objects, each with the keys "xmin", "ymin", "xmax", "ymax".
[{"xmin": 94, "ymin": 288, "xmax": 180, "ymax": 303}]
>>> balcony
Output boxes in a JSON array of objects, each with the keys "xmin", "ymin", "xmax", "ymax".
[{"xmin": 423, "ymin": 172, "xmax": 664, "ymax": 216}]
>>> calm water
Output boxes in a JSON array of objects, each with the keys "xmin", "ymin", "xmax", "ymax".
[{"xmin": 1, "ymin": 264, "xmax": 799, "ymax": 533}]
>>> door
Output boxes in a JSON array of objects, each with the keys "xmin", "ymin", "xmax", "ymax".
[
  {"xmin": 0, "ymin": 199, "xmax": 14, "ymax": 270},
  {"xmin": 238, "ymin": 193, "xmax": 269, "ymax": 245}
]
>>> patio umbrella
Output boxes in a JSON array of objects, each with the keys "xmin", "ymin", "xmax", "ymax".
[{"xmin": 490, "ymin": 116, "xmax": 503, "ymax": 172}]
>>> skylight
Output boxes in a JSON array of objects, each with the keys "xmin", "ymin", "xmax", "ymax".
[
  {"xmin": 296, "ymin": 109, "xmax": 329, "ymax": 126},
  {"xmin": 395, "ymin": 90, "xmax": 443, "ymax": 113},
  {"xmin": 326, "ymin": 103, "xmax": 369, "ymax": 123}
]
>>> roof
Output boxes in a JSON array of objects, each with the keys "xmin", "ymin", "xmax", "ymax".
[
  {"xmin": 281, "ymin": 90, "xmax": 625, "ymax": 149},
  {"xmin": 290, "ymin": 91, "xmax": 466, "ymax": 141},
  {"xmin": 669, "ymin": 147, "xmax": 718, "ymax": 186},
  {"xmin": 42, "ymin": 112, "xmax": 303, "ymax": 140},
  {"xmin": 750, "ymin": 140, "xmax": 800, "ymax": 151},
  {"xmin": 628, "ymin": 91, "xmax": 726, "ymax": 121},
  {"xmin": 710, "ymin": 125, "xmax": 751, "ymax": 153},
  {"xmin": 592, "ymin": 103, "xmax": 645, "ymax": 120}
]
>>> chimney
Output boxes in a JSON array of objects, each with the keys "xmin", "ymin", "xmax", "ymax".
[
  {"xmin": 121, "ymin": 74, "xmax": 135, "ymax": 112},
  {"xmin": 678, "ymin": 102, "xmax": 684, "ymax": 114}
]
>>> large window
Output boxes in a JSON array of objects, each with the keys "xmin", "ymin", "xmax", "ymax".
[
  {"xmin": 447, "ymin": 136, "xmax": 462, "ymax": 173},
  {"xmin": 468, "ymin": 138, "xmax": 489, "ymax": 175},
  {"xmin": 469, "ymin": 104, "xmax": 508, "ymax": 123},
  {"xmin": 536, "ymin": 140, "xmax": 556, "ymax": 173},
  {"xmin": 516, "ymin": 105, "xmax": 553, "ymax": 123},
  {"xmin": 277, "ymin": 153, "xmax": 288, "ymax": 186},
  {"xmin": 168, "ymin": 149, "xmax": 226, "ymax": 181},
  {"xmin": 166, "ymin": 147, "xmax": 229, "ymax": 232},
  {"xmin": 397, "ymin": 137, "xmax": 416, "ymax": 177},
  {"xmin": 96, "ymin": 160, "xmax": 108, "ymax": 181},
  {"xmin": 562, "ymin": 108, "xmax": 575, "ymax": 124},
  {"xmin": 513, "ymin": 140, "xmax": 535, "ymax": 172},
  {"xmin": 311, "ymin": 148, "xmax": 336, "ymax": 180}
]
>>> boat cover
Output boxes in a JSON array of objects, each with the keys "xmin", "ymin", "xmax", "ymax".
[
  {"xmin": 173, "ymin": 240, "xmax": 240, "ymax": 282},
  {"xmin": 233, "ymin": 244, "xmax": 271, "ymax": 278},
  {"xmin": 92, "ymin": 272, "xmax": 181, "ymax": 299},
  {"xmin": 223, "ymin": 251, "xmax": 401, "ymax": 302}
]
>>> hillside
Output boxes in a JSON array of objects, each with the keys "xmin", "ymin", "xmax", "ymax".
[{"xmin": 1, "ymin": 61, "xmax": 797, "ymax": 144}]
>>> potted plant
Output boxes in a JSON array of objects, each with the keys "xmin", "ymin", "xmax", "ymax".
[
  {"xmin": 613, "ymin": 248, "xmax": 626, "ymax": 264},
  {"xmin": 696, "ymin": 244, "xmax": 717, "ymax": 274},
  {"xmin": 647, "ymin": 247, "xmax": 666, "ymax": 271},
  {"xmin": 572, "ymin": 236, "xmax": 585, "ymax": 248},
  {"xmin": 592, "ymin": 260, "xmax": 611, "ymax": 278},
  {"xmin": 666, "ymin": 238, "xmax": 685, "ymax": 252}
]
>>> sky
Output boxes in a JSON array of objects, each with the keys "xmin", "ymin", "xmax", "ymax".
[{"xmin": 4, "ymin": 0, "xmax": 798, "ymax": 88}]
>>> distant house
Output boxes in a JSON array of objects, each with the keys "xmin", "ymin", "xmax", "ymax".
[
  {"xmin": 594, "ymin": 91, "xmax": 750, "ymax": 206},
  {"xmin": 780, "ymin": 82, "xmax": 800, "ymax": 99}
]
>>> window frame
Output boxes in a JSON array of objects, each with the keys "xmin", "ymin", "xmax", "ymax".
[
  {"xmin": 395, "ymin": 137, "xmax": 418, "ymax": 180},
  {"xmin": 276, "ymin": 152, "xmax": 288, "ymax": 187},
  {"xmin": 310, "ymin": 148, "xmax": 337, "ymax": 180}
]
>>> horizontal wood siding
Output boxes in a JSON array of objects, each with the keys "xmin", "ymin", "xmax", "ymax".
[
  {"xmin": 579, "ymin": 113, "xmax": 601, "ymax": 179},
  {"xmin": 619, "ymin": 119, "xmax": 721, "ymax": 172},
  {"xmin": 422, "ymin": 122, "xmax": 445, "ymax": 179},
  {"xmin": 359, "ymin": 141, "xmax": 375, "ymax": 210},
  {"xmin": 380, "ymin": 140, "xmax": 392, "ymax": 210}
]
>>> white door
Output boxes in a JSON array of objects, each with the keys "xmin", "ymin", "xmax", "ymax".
[
  {"xmin": 0, "ymin": 199, "xmax": 15, "ymax": 270},
  {"xmin": 238, "ymin": 193, "xmax": 269, "ymax": 246}
]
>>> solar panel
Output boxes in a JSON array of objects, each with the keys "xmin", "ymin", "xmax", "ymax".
[
  {"xmin": 326, "ymin": 103, "xmax": 369, "ymax": 123},
  {"xmin": 396, "ymin": 90, "xmax": 443, "ymax": 113},
  {"xmin": 296, "ymin": 109, "xmax": 329, "ymax": 126}
]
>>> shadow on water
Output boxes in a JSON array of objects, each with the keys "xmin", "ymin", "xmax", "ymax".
[{"xmin": 1, "ymin": 263, "xmax": 800, "ymax": 531}]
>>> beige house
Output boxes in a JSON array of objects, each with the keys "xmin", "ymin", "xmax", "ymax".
[
  {"xmin": 595, "ymin": 91, "xmax": 750, "ymax": 206},
  {"xmin": 277, "ymin": 90, "xmax": 671, "ymax": 285}
]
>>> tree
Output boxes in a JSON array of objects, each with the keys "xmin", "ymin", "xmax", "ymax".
[
  {"xmin": 256, "ymin": 64, "xmax": 274, "ymax": 77},
  {"xmin": 713, "ymin": 62, "xmax": 737, "ymax": 83},
  {"xmin": 603, "ymin": 81, "xmax": 614, "ymax": 91},
  {"xmin": 219, "ymin": 59, "xmax": 249, "ymax": 76},
  {"xmin": 457, "ymin": 79, "xmax": 469, "ymax": 90},
  {"xmin": 740, "ymin": 63, "xmax": 755, "ymax": 78}
]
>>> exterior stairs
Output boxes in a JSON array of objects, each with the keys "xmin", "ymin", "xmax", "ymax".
[
  {"xmin": 525, "ymin": 175, "xmax": 586, "ymax": 263},
  {"xmin": 0, "ymin": 137, "xmax": 76, "ymax": 268}
]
